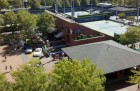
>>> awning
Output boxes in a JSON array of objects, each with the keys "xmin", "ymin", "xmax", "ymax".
[{"xmin": 55, "ymin": 32, "xmax": 64, "ymax": 38}]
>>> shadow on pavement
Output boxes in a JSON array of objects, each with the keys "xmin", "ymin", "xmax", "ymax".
[{"xmin": 0, "ymin": 45, "xmax": 23, "ymax": 57}]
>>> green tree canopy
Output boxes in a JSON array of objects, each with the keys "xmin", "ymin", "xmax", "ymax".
[
  {"xmin": 4, "ymin": 11, "xmax": 17, "ymax": 26},
  {"xmin": 3, "ymin": 11, "xmax": 18, "ymax": 35},
  {"xmin": 65, "ymin": 0, "xmax": 70, "ymax": 7},
  {"xmin": 17, "ymin": 10, "xmax": 37, "ymax": 31},
  {"xmin": 0, "ymin": 58, "xmax": 106, "ymax": 91},
  {"xmin": 0, "ymin": 14, "xmax": 4, "ymax": 26},
  {"xmin": 118, "ymin": 13, "xmax": 125, "ymax": 19},
  {"xmin": 49, "ymin": 58, "xmax": 106, "ymax": 91},
  {"xmin": 128, "ymin": 70, "xmax": 140, "ymax": 86},
  {"xmin": 74, "ymin": 0, "xmax": 81, "ymax": 6},
  {"xmin": 127, "ymin": 16, "xmax": 135, "ymax": 22},
  {"xmin": 12, "ymin": 59, "xmax": 48, "ymax": 91},
  {"xmin": 44, "ymin": 0, "xmax": 54, "ymax": 6},
  {"xmin": 37, "ymin": 12, "xmax": 55, "ymax": 33},
  {"xmin": 81, "ymin": 0, "xmax": 90, "ymax": 6},
  {"xmin": 0, "ymin": 0, "xmax": 9, "ymax": 10},
  {"xmin": 30, "ymin": 0, "xmax": 41, "ymax": 10},
  {"xmin": 17, "ymin": 10, "xmax": 37, "ymax": 39},
  {"xmin": 119, "ymin": 27, "xmax": 140, "ymax": 48},
  {"xmin": 8, "ymin": 0, "xmax": 21, "ymax": 8},
  {"xmin": 0, "ymin": 73, "xmax": 13, "ymax": 91}
]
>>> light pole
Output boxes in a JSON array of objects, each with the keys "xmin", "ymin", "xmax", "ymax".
[
  {"xmin": 44, "ymin": 0, "xmax": 46, "ymax": 10},
  {"xmin": 71, "ymin": 0, "xmax": 74, "ymax": 20},
  {"xmin": 137, "ymin": 0, "xmax": 140, "ymax": 23},
  {"xmin": 90, "ymin": 0, "xmax": 93, "ymax": 14},
  {"xmin": 9, "ymin": 5, "xmax": 12, "ymax": 11},
  {"xmin": 63, "ymin": 0, "xmax": 66, "ymax": 16},
  {"xmin": 20, "ymin": 0, "xmax": 23, "ymax": 9},
  {"xmin": 116, "ymin": 0, "xmax": 118, "ymax": 20},
  {"xmin": 55, "ymin": 0, "xmax": 58, "ymax": 13}
]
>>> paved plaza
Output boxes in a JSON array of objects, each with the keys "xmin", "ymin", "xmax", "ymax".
[{"xmin": 0, "ymin": 45, "xmax": 56, "ymax": 81}]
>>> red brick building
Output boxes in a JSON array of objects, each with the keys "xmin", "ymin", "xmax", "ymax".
[{"xmin": 47, "ymin": 11, "xmax": 112, "ymax": 46}]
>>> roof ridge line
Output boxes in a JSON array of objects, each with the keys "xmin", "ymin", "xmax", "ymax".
[{"xmin": 104, "ymin": 42, "xmax": 140, "ymax": 55}]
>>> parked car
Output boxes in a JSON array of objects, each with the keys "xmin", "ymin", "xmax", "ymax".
[
  {"xmin": 33, "ymin": 48, "xmax": 42, "ymax": 57},
  {"xmin": 25, "ymin": 47, "xmax": 33, "ymax": 54}
]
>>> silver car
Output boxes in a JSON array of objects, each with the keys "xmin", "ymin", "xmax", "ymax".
[{"xmin": 25, "ymin": 47, "xmax": 33, "ymax": 54}]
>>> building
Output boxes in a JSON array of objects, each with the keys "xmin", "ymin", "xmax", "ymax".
[
  {"xmin": 47, "ymin": 11, "xmax": 112, "ymax": 46},
  {"xmin": 62, "ymin": 40, "xmax": 140, "ymax": 82},
  {"xmin": 108, "ymin": 6, "xmax": 137, "ymax": 16}
]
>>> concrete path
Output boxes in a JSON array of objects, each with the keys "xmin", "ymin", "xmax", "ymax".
[{"xmin": 116, "ymin": 84, "xmax": 138, "ymax": 91}]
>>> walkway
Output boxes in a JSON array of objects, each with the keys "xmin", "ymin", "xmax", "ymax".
[{"xmin": 0, "ymin": 45, "xmax": 24, "ymax": 81}]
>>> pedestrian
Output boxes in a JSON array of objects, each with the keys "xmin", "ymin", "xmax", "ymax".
[
  {"xmin": 10, "ymin": 65, "xmax": 12, "ymax": 70},
  {"xmin": 5, "ymin": 55, "xmax": 7, "ymax": 60},
  {"xmin": 5, "ymin": 66, "xmax": 7, "ymax": 71},
  {"xmin": 137, "ymin": 85, "xmax": 140, "ymax": 91},
  {"xmin": 62, "ymin": 52, "xmax": 65, "ymax": 58}
]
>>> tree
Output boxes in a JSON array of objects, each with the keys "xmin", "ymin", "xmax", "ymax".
[
  {"xmin": 119, "ymin": 27, "xmax": 140, "ymax": 48},
  {"xmin": 37, "ymin": 12, "xmax": 55, "ymax": 34},
  {"xmin": 12, "ymin": 59, "xmax": 48, "ymax": 91},
  {"xmin": 91, "ymin": 0, "xmax": 98, "ymax": 6},
  {"xmin": 49, "ymin": 58, "xmax": 106, "ymax": 91},
  {"xmin": 81, "ymin": 0, "xmax": 90, "ymax": 6},
  {"xmin": 65, "ymin": 0, "xmax": 70, "ymax": 7},
  {"xmin": 4, "ymin": 11, "xmax": 17, "ymax": 26},
  {"xmin": 0, "ymin": 73, "xmax": 13, "ymax": 91},
  {"xmin": 4, "ymin": 11, "xmax": 17, "ymax": 36},
  {"xmin": 0, "ymin": 14, "xmax": 4, "ymax": 26},
  {"xmin": 127, "ymin": 70, "xmax": 140, "ymax": 91},
  {"xmin": 44, "ymin": 0, "xmax": 54, "ymax": 6},
  {"xmin": 61, "ymin": 0, "xmax": 71, "ymax": 7},
  {"xmin": 17, "ymin": 10, "xmax": 37, "ymax": 38},
  {"xmin": 118, "ymin": 13, "xmax": 125, "ymax": 20},
  {"xmin": 125, "ymin": 0, "xmax": 137, "ymax": 7},
  {"xmin": 0, "ymin": 0, "xmax": 9, "ymax": 10},
  {"xmin": 74, "ymin": 0, "xmax": 81, "ymax": 6},
  {"xmin": 30, "ymin": 0, "xmax": 41, "ymax": 10},
  {"xmin": 9, "ymin": 0, "xmax": 21, "ymax": 8},
  {"xmin": 52, "ymin": 0, "xmax": 62, "ymax": 8},
  {"xmin": 127, "ymin": 16, "xmax": 135, "ymax": 23}
]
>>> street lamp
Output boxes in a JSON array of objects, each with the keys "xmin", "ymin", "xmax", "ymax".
[
  {"xmin": 90, "ymin": 0, "xmax": 93, "ymax": 14},
  {"xmin": 44, "ymin": 0, "xmax": 46, "ymax": 10},
  {"xmin": 63, "ymin": 0, "xmax": 66, "ymax": 16},
  {"xmin": 137, "ymin": 0, "xmax": 140, "ymax": 23},
  {"xmin": 9, "ymin": 5, "xmax": 12, "ymax": 10},
  {"xmin": 116, "ymin": 0, "xmax": 118, "ymax": 20},
  {"xmin": 20, "ymin": 0, "xmax": 23, "ymax": 9},
  {"xmin": 55, "ymin": 0, "xmax": 58, "ymax": 13},
  {"xmin": 71, "ymin": 0, "xmax": 74, "ymax": 20}
]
